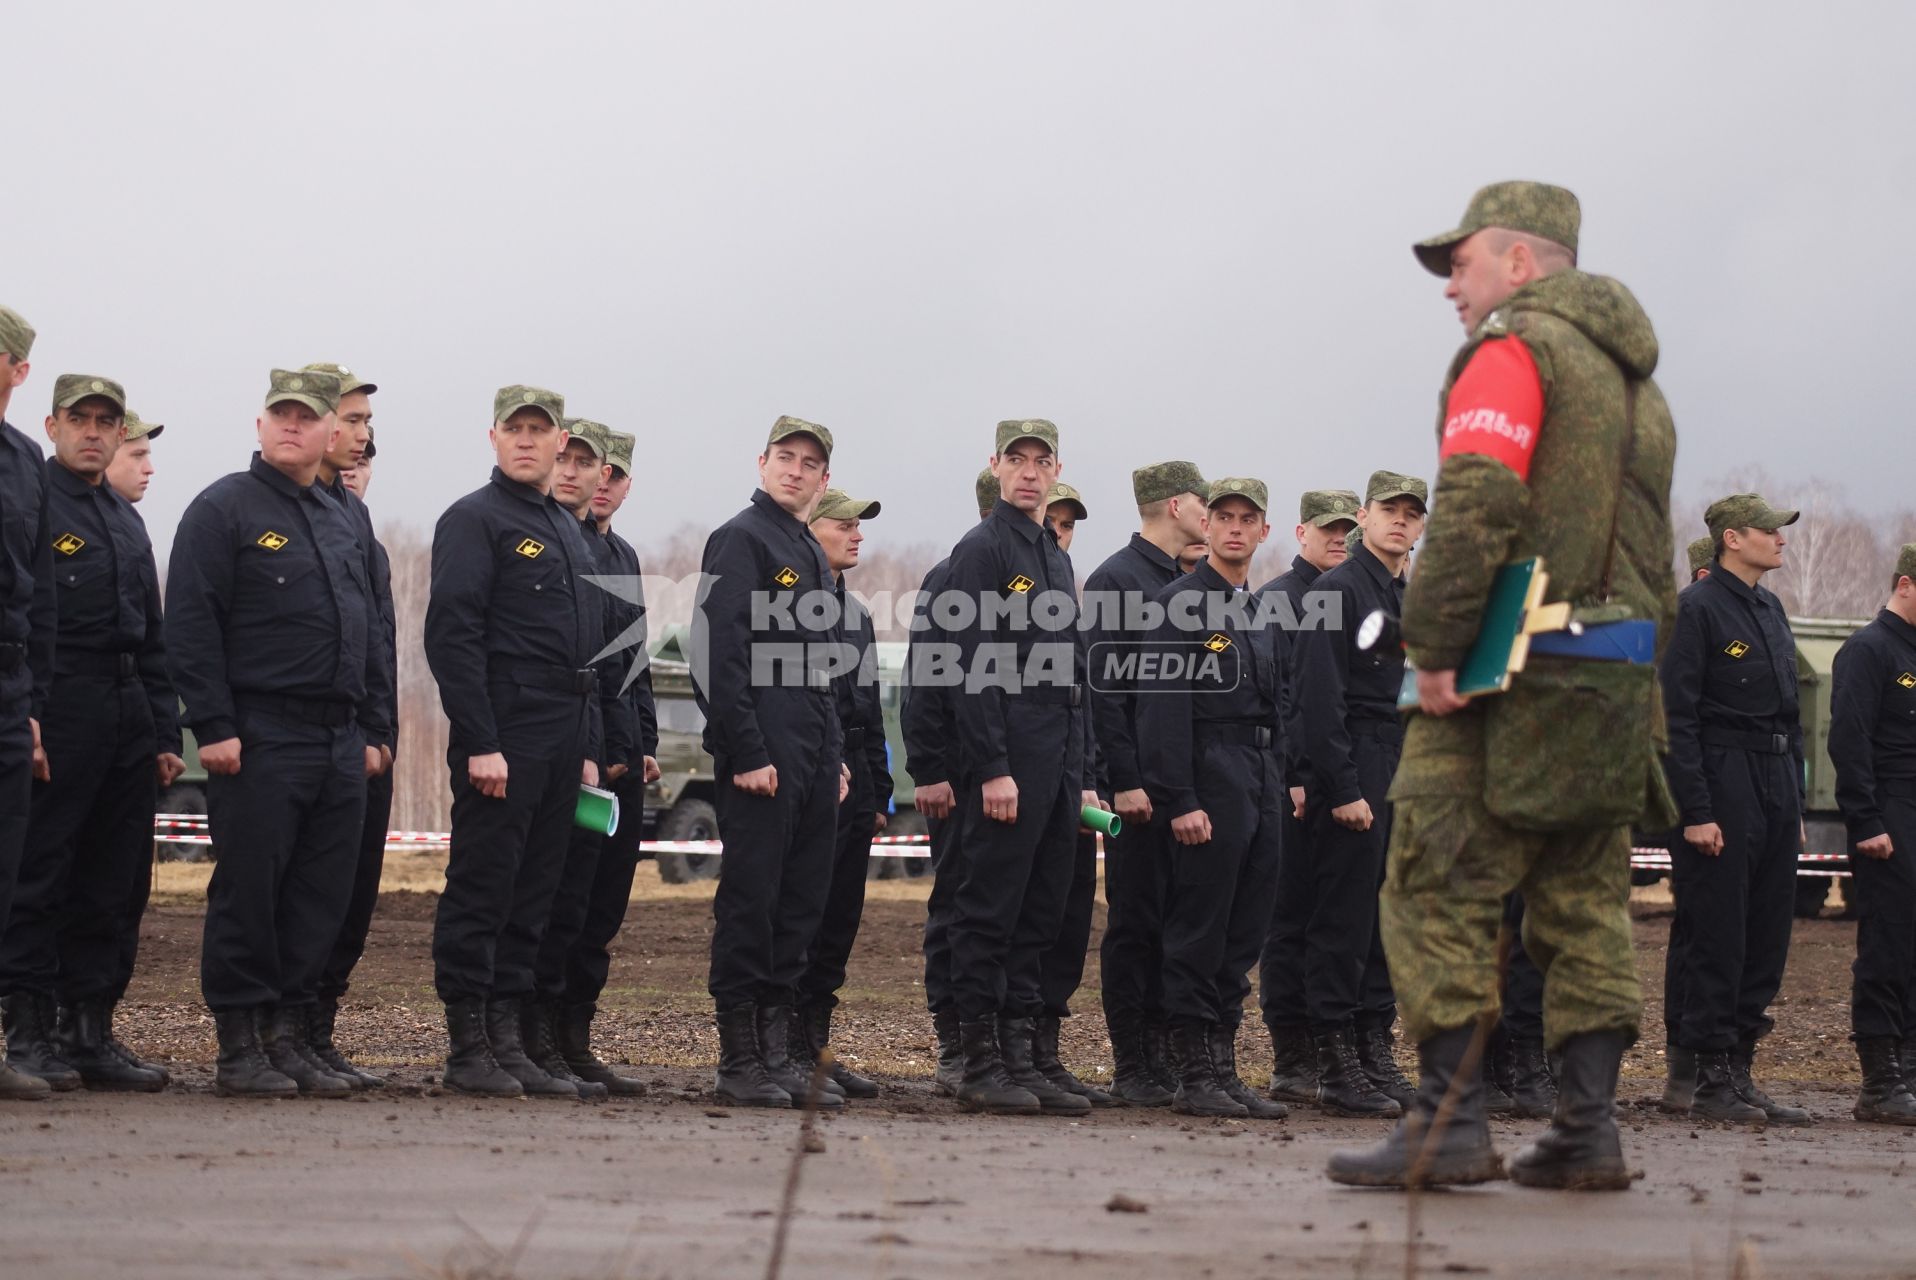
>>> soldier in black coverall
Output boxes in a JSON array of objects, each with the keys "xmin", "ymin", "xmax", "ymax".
[
  {"xmin": 425, "ymin": 386, "xmax": 604, "ymax": 1100},
  {"xmin": 693, "ymin": 417, "xmax": 847, "ymax": 1110}
]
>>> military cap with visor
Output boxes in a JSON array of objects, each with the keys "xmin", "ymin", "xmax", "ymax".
[
  {"xmin": 1300, "ymin": 488, "xmax": 1362, "ymax": 527},
  {"xmin": 1414, "ymin": 181, "xmax": 1581, "ymax": 277},
  {"xmin": 1897, "ymin": 543, "xmax": 1916, "ymax": 584},
  {"xmin": 1365, "ymin": 469, "xmax": 1429, "ymax": 509},
  {"xmin": 1207, "ymin": 476, "xmax": 1269, "ymax": 513},
  {"xmin": 1045, "ymin": 481, "xmax": 1087, "ymax": 521},
  {"xmin": 123, "ymin": 410, "xmax": 164, "ymax": 442},
  {"xmin": 1705, "ymin": 492, "xmax": 1799, "ymax": 540},
  {"xmin": 995, "ymin": 418, "xmax": 1059, "ymax": 455},
  {"xmin": 0, "ymin": 305, "xmax": 34, "ymax": 361},
  {"xmin": 1687, "ymin": 535, "xmax": 1714, "ymax": 576},
  {"xmin": 604, "ymin": 430, "xmax": 635, "ymax": 476},
  {"xmin": 494, "ymin": 384, "xmax": 564, "ymax": 427},
  {"xmin": 975, "ymin": 467, "xmax": 1000, "ymax": 516},
  {"xmin": 766, "ymin": 415, "xmax": 833, "ymax": 462},
  {"xmin": 811, "ymin": 488, "xmax": 881, "ymax": 523},
  {"xmin": 52, "ymin": 374, "xmax": 127, "ymax": 415},
  {"xmin": 1132, "ymin": 460, "xmax": 1209, "ymax": 507},
  {"xmin": 561, "ymin": 417, "xmax": 611, "ymax": 460},
  {"xmin": 300, "ymin": 361, "xmax": 377, "ymax": 396},
  {"xmin": 361, "ymin": 428, "xmax": 377, "ymax": 461},
  {"xmin": 266, "ymin": 368, "xmax": 340, "ymax": 416}
]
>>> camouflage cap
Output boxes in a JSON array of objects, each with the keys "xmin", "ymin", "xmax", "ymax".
[
  {"xmin": 1207, "ymin": 476, "xmax": 1269, "ymax": 513},
  {"xmin": 1897, "ymin": 544, "xmax": 1916, "ymax": 583},
  {"xmin": 995, "ymin": 418, "xmax": 1059, "ymax": 456},
  {"xmin": 494, "ymin": 384, "xmax": 563, "ymax": 427},
  {"xmin": 604, "ymin": 430, "xmax": 635, "ymax": 476},
  {"xmin": 1045, "ymin": 481, "xmax": 1087, "ymax": 521},
  {"xmin": 1346, "ymin": 525, "xmax": 1365, "ymax": 551},
  {"xmin": 1132, "ymin": 460, "xmax": 1208, "ymax": 507},
  {"xmin": 362, "ymin": 429, "xmax": 376, "ymax": 461},
  {"xmin": 267, "ymin": 368, "xmax": 340, "ymax": 416},
  {"xmin": 1705, "ymin": 492, "xmax": 1800, "ymax": 539},
  {"xmin": 975, "ymin": 467, "xmax": 1000, "ymax": 516},
  {"xmin": 1414, "ymin": 181, "xmax": 1581, "ymax": 277},
  {"xmin": 301, "ymin": 361, "xmax": 376, "ymax": 396},
  {"xmin": 767, "ymin": 414, "xmax": 833, "ymax": 462},
  {"xmin": 811, "ymin": 488, "xmax": 880, "ymax": 523},
  {"xmin": 1686, "ymin": 535, "xmax": 1714, "ymax": 576},
  {"xmin": 52, "ymin": 374, "xmax": 127, "ymax": 415},
  {"xmin": 0, "ymin": 305, "xmax": 33, "ymax": 361},
  {"xmin": 123, "ymin": 410, "xmax": 163, "ymax": 442},
  {"xmin": 560, "ymin": 417, "xmax": 610, "ymax": 460},
  {"xmin": 1366, "ymin": 469, "xmax": 1429, "ymax": 508},
  {"xmin": 1300, "ymin": 488, "xmax": 1362, "ymax": 527}
]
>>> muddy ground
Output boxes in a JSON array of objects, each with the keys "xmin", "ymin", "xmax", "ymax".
[{"xmin": 4, "ymin": 855, "xmax": 1914, "ymax": 1279}]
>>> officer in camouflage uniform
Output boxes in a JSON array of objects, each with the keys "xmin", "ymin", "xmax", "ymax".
[{"xmin": 1329, "ymin": 182, "xmax": 1677, "ymax": 1191}]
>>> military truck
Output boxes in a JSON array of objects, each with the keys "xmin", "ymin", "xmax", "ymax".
[{"xmin": 157, "ymin": 733, "xmax": 211, "ymax": 860}]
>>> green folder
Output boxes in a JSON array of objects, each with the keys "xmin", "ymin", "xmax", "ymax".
[{"xmin": 1398, "ymin": 558, "xmax": 1571, "ymax": 709}]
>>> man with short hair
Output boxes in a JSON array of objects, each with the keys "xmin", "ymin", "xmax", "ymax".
[
  {"xmin": 1294, "ymin": 471, "xmax": 1427, "ymax": 1119},
  {"xmin": 1661, "ymin": 493, "xmax": 1811, "ymax": 1126},
  {"xmin": 1256, "ymin": 487, "xmax": 1358, "ymax": 1103},
  {"xmin": 902, "ymin": 468, "xmax": 997, "ymax": 1093},
  {"xmin": 167, "ymin": 369, "xmax": 385, "ymax": 1098},
  {"xmin": 791, "ymin": 488, "xmax": 891, "ymax": 1099},
  {"xmin": 300, "ymin": 362, "xmax": 396, "ymax": 1090},
  {"xmin": 1085, "ymin": 460, "xmax": 1209, "ymax": 1105},
  {"xmin": 0, "ymin": 376, "xmax": 178, "ymax": 1093},
  {"xmin": 1830, "ymin": 544, "xmax": 1916, "ymax": 1124},
  {"xmin": 426, "ymin": 386, "xmax": 604, "ymax": 1100},
  {"xmin": 1044, "ymin": 483, "xmax": 1085, "ymax": 551},
  {"xmin": 1138, "ymin": 477, "xmax": 1289, "ymax": 1119},
  {"xmin": 105, "ymin": 412, "xmax": 161, "ymax": 504},
  {"xmin": 1332, "ymin": 181, "xmax": 1677, "ymax": 1191},
  {"xmin": 693, "ymin": 416, "xmax": 846, "ymax": 1110}
]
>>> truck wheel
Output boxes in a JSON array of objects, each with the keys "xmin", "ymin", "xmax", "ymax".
[
  {"xmin": 156, "ymin": 783, "xmax": 212, "ymax": 862},
  {"xmin": 1793, "ymin": 875, "xmax": 1832, "ymax": 919},
  {"xmin": 654, "ymin": 799, "xmax": 722, "ymax": 884},
  {"xmin": 874, "ymin": 810, "xmax": 931, "ymax": 880}
]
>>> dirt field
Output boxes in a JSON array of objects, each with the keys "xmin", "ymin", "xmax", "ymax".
[{"xmin": 4, "ymin": 855, "xmax": 1915, "ymax": 1279}]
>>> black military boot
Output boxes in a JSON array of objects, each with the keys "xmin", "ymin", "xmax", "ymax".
[
  {"xmin": 999, "ymin": 1015, "xmax": 1091, "ymax": 1114},
  {"xmin": 559, "ymin": 1002, "xmax": 646, "ymax": 1096},
  {"xmin": 1312, "ymin": 1023, "xmax": 1400, "ymax": 1118},
  {"xmin": 1147, "ymin": 1016, "xmax": 1181, "ymax": 1095},
  {"xmin": 309, "ymin": 996, "xmax": 384, "ymax": 1090},
  {"xmin": 1356, "ymin": 1019, "xmax": 1416, "ymax": 1111},
  {"xmin": 757, "ymin": 1003, "xmax": 843, "ymax": 1107},
  {"xmin": 441, "ymin": 997, "xmax": 523, "ymax": 1096},
  {"xmin": 1, "ymin": 992, "xmax": 80, "ymax": 1091},
  {"xmin": 1170, "ymin": 1019, "xmax": 1247, "ymax": 1117},
  {"xmin": 1032, "ymin": 1014, "xmax": 1118, "ymax": 1107},
  {"xmin": 1730, "ymin": 1038, "xmax": 1812, "ymax": 1125},
  {"xmin": 931, "ymin": 1008, "xmax": 965, "ymax": 1097},
  {"xmin": 1209, "ymin": 1023, "xmax": 1286, "ymax": 1118},
  {"xmin": 260, "ymin": 1005, "xmax": 352, "ymax": 1098},
  {"xmin": 1660, "ymin": 1044, "xmax": 1696, "ymax": 1113},
  {"xmin": 213, "ymin": 1007, "xmax": 297, "ymax": 1098},
  {"xmin": 1690, "ymin": 1050, "xmax": 1767, "ymax": 1123},
  {"xmin": 1265, "ymin": 1021, "xmax": 1319, "ymax": 1105},
  {"xmin": 82, "ymin": 1001, "xmax": 171, "ymax": 1086},
  {"xmin": 0, "ymin": 1057, "xmax": 51, "ymax": 1100},
  {"xmin": 523, "ymin": 1000, "xmax": 607, "ymax": 1100},
  {"xmin": 1480, "ymin": 1044, "xmax": 1515, "ymax": 1116},
  {"xmin": 1107, "ymin": 1008, "xmax": 1173, "ymax": 1107},
  {"xmin": 1326, "ymin": 1025, "xmax": 1508, "ymax": 1188},
  {"xmin": 485, "ymin": 998, "xmax": 577, "ymax": 1098},
  {"xmin": 1510, "ymin": 1031, "xmax": 1633, "ymax": 1190},
  {"xmin": 56, "ymin": 1001, "xmax": 165, "ymax": 1091},
  {"xmin": 796, "ymin": 1002, "xmax": 880, "ymax": 1099},
  {"xmin": 1901, "ymin": 1039, "xmax": 1916, "ymax": 1086},
  {"xmin": 1503, "ymin": 1035, "xmax": 1557, "ymax": 1119},
  {"xmin": 1854, "ymin": 1037, "xmax": 1916, "ymax": 1125},
  {"xmin": 956, "ymin": 1017, "xmax": 1041, "ymax": 1115},
  {"xmin": 714, "ymin": 1004, "xmax": 791, "ymax": 1107}
]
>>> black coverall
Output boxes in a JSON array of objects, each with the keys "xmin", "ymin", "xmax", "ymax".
[
  {"xmin": 1828, "ymin": 608, "xmax": 1916, "ymax": 1042},
  {"xmin": 693, "ymin": 489, "xmax": 842, "ymax": 1010},
  {"xmin": 1137, "ymin": 559, "xmax": 1286, "ymax": 1026},
  {"xmin": 902, "ymin": 556, "xmax": 961, "ymax": 1011},
  {"xmin": 0, "ymin": 420, "xmax": 54, "ymax": 941},
  {"xmin": 425, "ymin": 467, "xmax": 603, "ymax": 1004},
  {"xmin": 1290, "ymin": 541, "xmax": 1403, "ymax": 1032},
  {"xmin": 0, "ymin": 460, "xmax": 177, "ymax": 1003},
  {"xmin": 1661, "ymin": 565, "xmax": 1804, "ymax": 1053},
  {"xmin": 166, "ymin": 454, "xmax": 382, "ymax": 1012},
  {"xmin": 1255, "ymin": 554, "xmax": 1321, "ymax": 1030}
]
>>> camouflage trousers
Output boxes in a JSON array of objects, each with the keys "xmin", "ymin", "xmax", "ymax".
[{"xmin": 1378, "ymin": 792, "xmax": 1641, "ymax": 1050}]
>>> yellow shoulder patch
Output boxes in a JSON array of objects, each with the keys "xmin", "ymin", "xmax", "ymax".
[
  {"xmin": 1204, "ymin": 633, "xmax": 1233, "ymax": 653},
  {"xmin": 1007, "ymin": 574, "xmax": 1035, "ymax": 594},
  {"xmin": 773, "ymin": 566, "xmax": 800, "ymax": 588},
  {"xmin": 515, "ymin": 538, "xmax": 545, "ymax": 559},
  {"xmin": 53, "ymin": 532, "xmax": 85, "ymax": 556},
  {"xmin": 1897, "ymin": 672, "xmax": 1916, "ymax": 690},
  {"xmin": 1723, "ymin": 640, "xmax": 1750, "ymax": 659},
  {"xmin": 256, "ymin": 531, "xmax": 289, "ymax": 551}
]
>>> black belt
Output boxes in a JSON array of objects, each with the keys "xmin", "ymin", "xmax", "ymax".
[
  {"xmin": 1350, "ymin": 718, "xmax": 1406, "ymax": 745},
  {"xmin": 57, "ymin": 650, "xmax": 140, "ymax": 680},
  {"xmin": 1702, "ymin": 727, "xmax": 1791, "ymax": 756},
  {"xmin": 1018, "ymin": 683, "xmax": 1084, "ymax": 708},
  {"xmin": 1196, "ymin": 721, "xmax": 1274, "ymax": 748},
  {"xmin": 0, "ymin": 641, "xmax": 22, "ymax": 674},
  {"xmin": 237, "ymin": 692, "xmax": 357, "ymax": 728},
  {"xmin": 492, "ymin": 663, "xmax": 596, "ymax": 694}
]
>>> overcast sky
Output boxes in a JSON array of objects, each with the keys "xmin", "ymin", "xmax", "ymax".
[{"xmin": 9, "ymin": 2, "xmax": 1912, "ymax": 574}]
